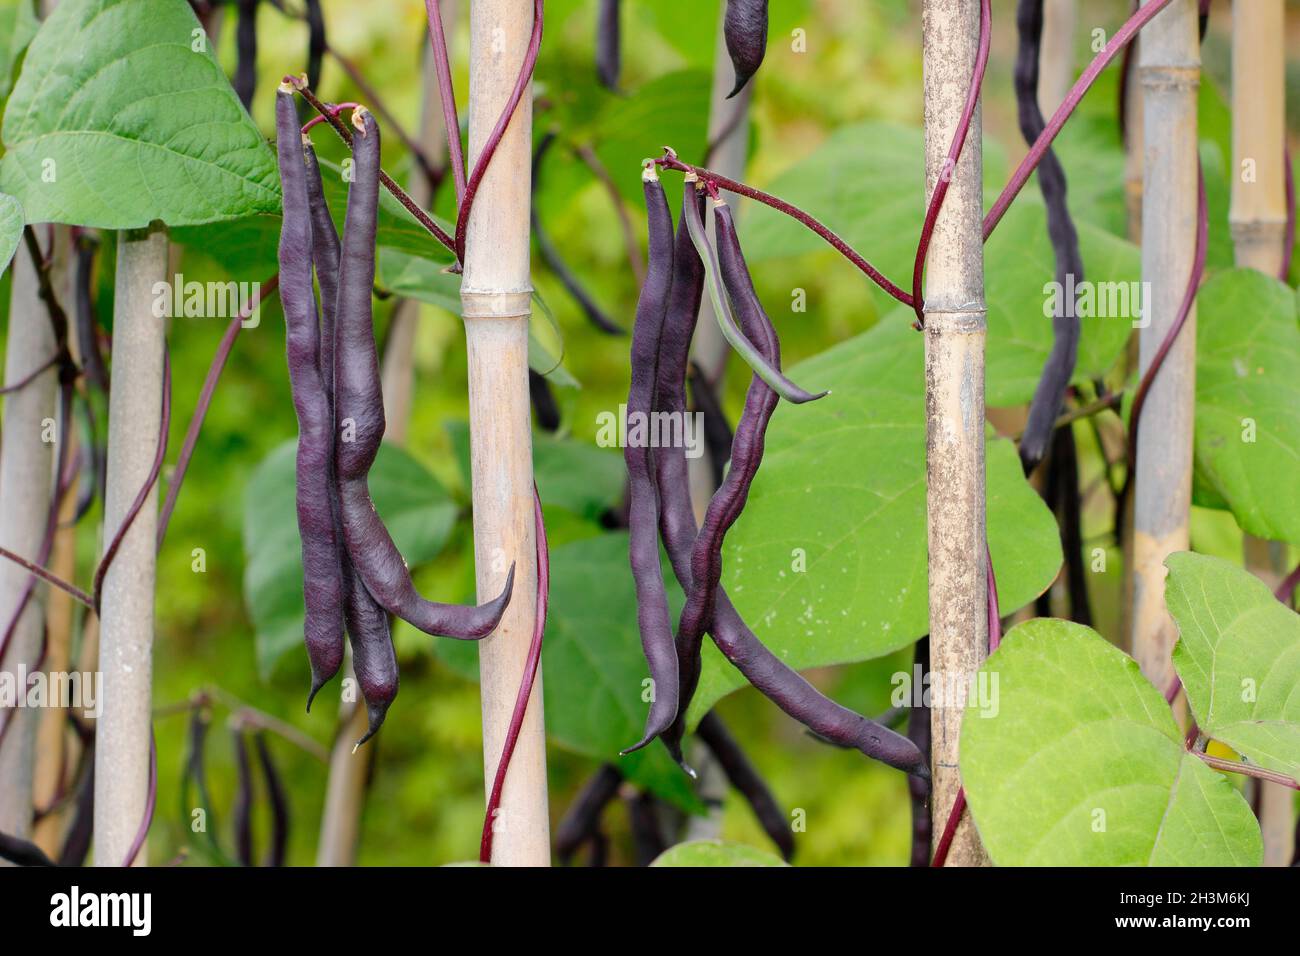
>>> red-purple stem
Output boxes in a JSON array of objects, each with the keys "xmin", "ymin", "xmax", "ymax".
[
  {"xmin": 453, "ymin": 0, "xmax": 544, "ymax": 261},
  {"xmin": 984, "ymin": 0, "xmax": 1172, "ymax": 240},
  {"xmin": 157, "ymin": 276, "xmax": 279, "ymax": 550},
  {"xmin": 91, "ymin": 351, "xmax": 172, "ymax": 613},
  {"xmin": 1128, "ymin": 165, "xmax": 1207, "ymax": 468},
  {"xmin": 121, "ymin": 728, "xmax": 157, "ymax": 866},
  {"xmin": 479, "ymin": 484, "xmax": 549, "ymax": 864},
  {"xmin": 911, "ymin": 0, "xmax": 991, "ymax": 328},
  {"xmin": 656, "ymin": 152, "xmax": 913, "ymax": 306},
  {"xmin": 423, "ymin": 0, "xmax": 467, "ymax": 203}
]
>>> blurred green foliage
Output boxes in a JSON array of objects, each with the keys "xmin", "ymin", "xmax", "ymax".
[{"xmin": 1, "ymin": 0, "xmax": 1295, "ymax": 867}]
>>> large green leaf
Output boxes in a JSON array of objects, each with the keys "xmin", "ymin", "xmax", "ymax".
[
  {"xmin": 0, "ymin": 0, "xmax": 39, "ymax": 106},
  {"xmin": 962, "ymin": 618, "xmax": 1261, "ymax": 866},
  {"xmin": 1166, "ymin": 552, "xmax": 1300, "ymax": 779},
  {"xmin": 0, "ymin": 191, "xmax": 20, "ymax": 274},
  {"xmin": 241, "ymin": 439, "xmax": 457, "ymax": 678},
  {"xmin": 1192, "ymin": 268, "xmax": 1300, "ymax": 545},
  {"xmin": 688, "ymin": 318, "xmax": 1062, "ymax": 721},
  {"xmin": 650, "ymin": 840, "xmax": 787, "ymax": 867},
  {"xmin": 1, "ymin": 0, "xmax": 278, "ymax": 228}
]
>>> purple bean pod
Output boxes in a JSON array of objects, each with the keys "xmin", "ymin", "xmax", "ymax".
[
  {"xmin": 301, "ymin": 119, "xmax": 396, "ymax": 739},
  {"xmin": 596, "ymin": 0, "xmax": 621, "ymax": 91},
  {"xmin": 621, "ymin": 166, "xmax": 680, "ymax": 755},
  {"xmin": 653, "ymin": 200, "xmax": 926, "ymax": 779},
  {"xmin": 333, "ymin": 107, "xmax": 515, "ymax": 640},
  {"xmin": 276, "ymin": 88, "xmax": 346, "ymax": 706},
  {"xmin": 674, "ymin": 200, "xmax": 780, "ymax": 695},
  {"xmin": 554, "ymin": 763, "xmax": 623, "ymax": 863},
  {"xmin": 253, "ymin": 732, "xmax": 289, "ymax": 867},
  {"xmin": 653, "ymin": 184, "xmax": 707, "ymax": 764},
  {"xmin": 724, "ymin": 0, "xmax": 769, "ymax": 98},
  {"xmin": 697, "ymin": 711, "xmax": 794, "ymax": 860},
  {"xmin": 1014, "ymin": 0, "xmax": 1084, "ymax": 474},
  {"xmin": 231, "ymin": 726, "xmax": 254, "ymax": 866},
  {"xmin": 234, "ymin": 0, "xmax": 258, "ymax": 111}
]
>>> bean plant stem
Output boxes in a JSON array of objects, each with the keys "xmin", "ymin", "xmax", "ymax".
[
  {"xmin": 295, "ymin": 82, "xmax": 457, "ymax": 256},
  {"xmin": 1194, "ymin": 752, "xmax": 1300, "ymax": 791}
]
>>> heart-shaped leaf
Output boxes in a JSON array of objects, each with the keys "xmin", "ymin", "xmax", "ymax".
[
  {"xmin": 1, "ymin": 0, "xmax": 279, "ymax": 228},
  {"xmin": 961, "ymin": 618, "xmax": 1261, "ymax": 866},
  {"xmin": 1166, "ymin": 551, "xmax": 1300, "ymax": 779},
  {"xmin": 1192, "ymin": 268, "xmax": 1300, "ymax": 546},
  {"xmin": 688, "ymin": 318, "xmax": 1062, "ymax": 721},
  {"xmin": 0, "ymin": 191, "xmax": 20, "ymax": 275},
  {"xmin": 650, "ymin": 839, "xmax": 787, "ymax": 867}
]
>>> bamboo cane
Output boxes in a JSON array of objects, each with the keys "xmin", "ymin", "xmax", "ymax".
[
  {"xmin": 32, "ymin": 429, "xmax": 79, "ymax": 856},
  {"xmin": 923, "ymin": 0, "xmax": 988, "ymax": 867},
  {"xmin": 462, "ymin": 0, "xmax": 548, "ymax": 866},
  {"xmin": 1228, "ymin": 0, "xmax": 1292, "ymax": 868},
  {"xmin": 1039, "ymin": 0, "xmax": 1077, "ymax": 117},
  {"xmin": 1129, "ymin": 0, "xmax": 1198, "ymax": 691},
  {"xmin": 93, "ymin": 222, "xmax": 168, "ymax": 867},
  {"xmin": 0, "ymin": 237, "xmax": 59, "ymax": 848}
]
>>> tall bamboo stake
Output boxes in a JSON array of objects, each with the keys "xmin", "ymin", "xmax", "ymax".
[
  {"xmin": 1228, "ymin": 0, "xmax": 1292, "ymax": 868},
  {"xmin": 1038, "ymin": 0, "xmax": 1076, "ymax": 117},
  {"xmin": 0, "ymin": 238, "xmax": 58, "ymax": 848},
  {"xmin": 687, "ymin": 6, "xmax": 754, "ymax": 522},
  {"xmin": 922, "ymin": 0, "xmax": 987, "ymax": 867},
  {"xmin": 315, "ymin": 9, "xmax": 455, "ymax": 866},
  {"xmin": 93, "ymin": 222, "xmax": 168, "ymax": 866},
  {"xmin": 462, "ymin": 0, "xmax": 548, "ymax": 866},
  {"xmin": 33, "ymin": 430, "xmax": 79, "ymax": 855},
  {"xmin": 1129, "ymin": 0, "xmax": 1198, "ymax": 691}
]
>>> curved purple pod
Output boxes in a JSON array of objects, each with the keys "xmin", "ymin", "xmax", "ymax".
[
  {"xmin": 276, "ymin": 87, "xmax": 346, "ymax": 706},
  {"xmin": 724, "ymin": 0, "xmax": 769, "ymax": 98},
  {"xmin": 621, "ymin": 167, "xmax": 680, "ymax": 755},
  {"xmin": 332, "ymin": 108, "xmax": 515, "ymax": 640}
]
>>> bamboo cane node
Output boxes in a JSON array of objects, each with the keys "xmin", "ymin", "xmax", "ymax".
[
  {"xmin": 459, "ymin": 288, "xmax": 534, "ymax": 320},
  {"xmin": 1138, "ymin": 65, "xmax": 1200, "ymax": 94},
  {"xmin": 922, "ymin": 308, "xmax": 986, "ymax": 335},
  {"xmin": 1227, "ymin": 218, "xmax": 1287, "ymax": 244}
]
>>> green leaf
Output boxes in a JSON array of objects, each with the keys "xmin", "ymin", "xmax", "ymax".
[
  {"xmin": 1166, "ymin": 552, "xmax": 1300, "ymax": 779},
  {"xmin": 1192, "ymin": 268, "xmax": 1300, "ymax": 545},
  {"xmin": 688, "ymin": 318, "xmax": 1062, "ymax": 721},
  {"xmin": 241, "ymin": 439, "xmax": 457, "ymax": 678},
  {"xmin": 532, "ymin": 434, "xmax": 625, "ymax": 522},
  {"xmin": 0, "ymin": 0, "xmax": 39, "ymax": 105},
  {"xmin": 650, "ymin": 840, "xmax": 788, "ymax": 867},
  {"xmin": 589, "ymin": 70, "xmax": 711, "ymax": 207},
  {"xmin": 961, "ymin": 618, "xmax": 1261, "ymax": 866},
  {"xmin": 0, "ymin": 191, "xmax": 20, "ymax": 275},
  {"xmin": 983, "ymin": 202, "xmax": 1141, "ymax": 406},
  {"xmin": 1, "ymin": 0, "xmax": 279, "ymax": 228}
]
